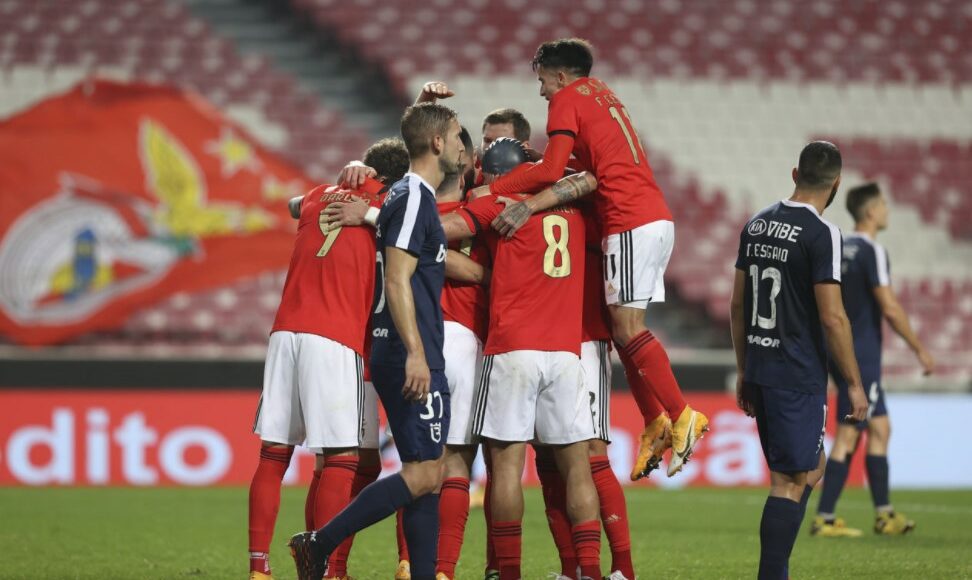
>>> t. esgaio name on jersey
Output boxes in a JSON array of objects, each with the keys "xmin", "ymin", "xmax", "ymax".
[{"xmin": 743, "ymin": 219, "xmax": 806, "ymax": 263}]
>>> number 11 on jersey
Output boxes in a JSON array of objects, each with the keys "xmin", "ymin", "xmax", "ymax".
[{"xmin": 609, "ymin": 106, "xmax": 645, "ymax": 165}]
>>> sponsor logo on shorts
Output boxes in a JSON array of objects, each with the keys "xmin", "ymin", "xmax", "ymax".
[{"xmin": 430, "ymin": 422, "xmax": 442, "ymax": 443}]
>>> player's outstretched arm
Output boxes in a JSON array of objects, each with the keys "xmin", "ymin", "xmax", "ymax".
[
  {"xmin": 729, "ymin": 270, "xmax": 753, "ymax": 416},
  {"xmin": 491, "ymin": 172, "xmax": 597, "ymax": 238},
  {"xmin": 489, "ymin": 133, "xmax": 575, "ymax": 196},
  {"xmin": 441, "ymin": 212, "xmax": 476, "ymax": 242},
  {"xmin": 815, "ymin": 283, "xmax": 868, "ymax": 421},
  {"xmin": 288, "ymin": 196, "xmax": 303, "ymax": 219},
  {"xmin": 445, "ymin": 250, "xmax": 489, "ymax": 285},
  {"xmin": 385, "ymin": 247, "xmax": 431, "ymax": 401},
  {"xmin": 874, "ymin": 286, "xmax": 935, "ymax": 375},
  {"xmin": 414, "ymin": 81, "xmax": 455, "ymax": 104}
]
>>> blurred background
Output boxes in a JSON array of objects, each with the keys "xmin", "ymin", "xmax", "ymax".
[{"xmin": 0, "ymin": 0, "xmax": 970, "ymax": 489}]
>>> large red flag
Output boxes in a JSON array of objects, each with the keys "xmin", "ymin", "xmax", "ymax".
[{"xmin": 0, "ymin": 80, "xmax": 315, "ymax": 345}]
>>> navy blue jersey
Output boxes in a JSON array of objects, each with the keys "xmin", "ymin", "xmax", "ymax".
[
  {"xmin": 735, "ymin": 200, "xmax": 843, "ymax": 394},
  {"xmin": 839, "ymin": 233, "xmax": 889, "ymax": 367},
  {"xmin": 371, "ymin": 173, "xmax": 447, "ymax": 370}
]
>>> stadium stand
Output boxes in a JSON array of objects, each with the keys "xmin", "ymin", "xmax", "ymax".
[
  {"xmin": 290, "ymin": 0, "xmax": 972, "ymax": 92},
  {"xmin": 0, "ymin": 0, "xmax": 370, "ymax": 180},
  {"xmin": 289, "ymin": 0, "xmax": 972, "ymax": 384},
  {"xmin": 1, "ymin": 0, "xmax": 968, "ymax": 386}
]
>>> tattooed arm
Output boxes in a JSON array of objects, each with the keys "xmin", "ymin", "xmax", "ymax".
[{"xmin": 490, "ymin": 172, "xmax": 597, "ymax": 238}]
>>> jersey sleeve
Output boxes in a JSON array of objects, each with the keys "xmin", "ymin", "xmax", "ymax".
[
  {"xmin": 734, "ymin": 227, "xmax": 748, "ymax": 270},
  {"xmin": 383, "ymin": 193, "xmax": 430, "ymax": 256},
  {"xmin": 546, "ymin": 90, "xmax": 580, "ymax": 137},
  {"xmin": 459, "ymin": 195, "xmax": 505, "ymax": 235},
  {"xmin": 870, "ymin": 243, "xmax": 891, "ymax": 287},
  {"xmin": 809, "ymin": 223, "xmax": 843, "ymax": 284}
]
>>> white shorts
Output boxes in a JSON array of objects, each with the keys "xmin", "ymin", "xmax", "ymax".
[
  {"xmin": 444, "ymin": 321, "xmax": 483, "ymax": 446},
  {"xmin": 602, "ymin": 220, "xmax": 674, "ymax": 308},
  {"xmin": 253, "ymin": 331, "xmax": 378, "ymax": 449},
  {"xmin": 582, "ymin": 340, "xmax": 613, "ymax": 442},
  {"xmin": 472, "ymin": 350, "xmax": 596, "ymax": 445}
]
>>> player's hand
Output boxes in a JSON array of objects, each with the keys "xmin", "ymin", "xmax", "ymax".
[
  {"xmin": 917, "ymin": 349, "xmax": 936, "ymax": 376},
  {"xmin": 337, "ymin": 161, "xmax": 376, "ymax": 190},
  {"xmin": 845, "ymin": 383, "xmax": 869, "ymax": 422},
  {"xmin": 735, "ymin": 375, "xmax": 754, "ymax": 417},
  {"xmin": 492, "ymin": 200, "xmax": 532, "ymax": 238},
  {"xmin": 523, "ymin": 146, "xmax": 543, "ymax": 162},
  {"xmin": 403, "ymin": 352, "xmax": 431, "ymax": 401},
  {"xmin": 415, "ymin": 81, "xmax": 455, "ymax": 104},
  {"xmin": 320, "ymin": 197, "xmax": 369, "ymax": 229}
]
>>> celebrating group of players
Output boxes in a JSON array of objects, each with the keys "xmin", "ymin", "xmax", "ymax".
[{"xmin": 245, "ymin": 36, "xmax": 934, "ymax": 580}]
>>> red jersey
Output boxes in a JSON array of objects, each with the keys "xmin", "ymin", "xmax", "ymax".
[
  {"xmin": 548, "ymin": 77, "xmax": 672, "ymax": 236},
  {"xmin": 460, "ymin": 195, "xmax": 585, "ymax": 356},
  {"xmin": 438, "ymin": 200, "xmax": 490, "ymax": 341},
  {"xmin": 271, "ymin": 178, "xmax": 386, "ymax": 356},
  {"xmin": 581, "ymin": 203, "xmax": 612, "ymax": 343}
]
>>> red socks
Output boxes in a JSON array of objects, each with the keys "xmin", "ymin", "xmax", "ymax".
[
  {"xmin": 622, "ymin": 330, "xmax": 687, "ymax": 420},
  {"xmin": 590, "ymin": 456, "xmax": 633, "ymax": 579},
  {"xmin": 248, "ymin": 446, "xmax": 294, "ymax": 572},
  {"xmin": 572, "ymin": 520, "xmax": 602, "ymax": 580},
  {"xmin": 305, "ymin": 468, "xmax": 322, "ymax": 531},
  {"xmin": 328, "ymin": 462, "xmax": 382, "ymax": 577},
  {"xmin": 396, "ymin": 508, "xmax": 411, "ymax": 561},
  {"xmin": 535, "ymin": 454, "xmax": 577, "ymax": 577},
  {"xmin": 437, "ymin": 477, "xmax": 471, "ymax": 578},
  {"xmin": 483, "ymin": 447, "xmax": 498, "ymax": 573},
  {"xmin": 492, "ymin": 520, "xmax": 522, "ymax": 580},
  {"xmin": 313, "ymin": 455, "xmax": 359, "ymax": 529}
]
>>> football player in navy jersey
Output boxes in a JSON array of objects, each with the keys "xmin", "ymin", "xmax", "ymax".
[
  {"xmin": 289, "ymin": 102, "xmax": 466, "ymax": 580},
  {"xmin": 730, "ymin": 141, "xmax": 868, "ymax": 580},
  {"xmin": 812, "ymin": 182, "xmax": 934, "ymax": 538}
]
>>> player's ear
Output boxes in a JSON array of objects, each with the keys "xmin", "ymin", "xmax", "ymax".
[
  {"xmin": 432, "ymin": 133, "xmax": 444, "ymax": 156},
  {"xmin": 791, "ymin": 167, "xmax": 799, "ymax": 185}
]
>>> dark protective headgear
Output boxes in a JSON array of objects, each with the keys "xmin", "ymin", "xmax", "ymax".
[{"xmin": 482, "ymin": 137, "xmax": 528, "ymax": 176}]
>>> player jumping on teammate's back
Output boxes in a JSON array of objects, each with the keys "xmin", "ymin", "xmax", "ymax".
[
  {"xmin": 730, "ymin": 141, "xmax": 869, "ymax": 580},
  {"xmin": 487, "ymin": 38, "xmax": 707, "ymax": 480},
  {"xmin": 246, "ymin": 138, "xmax": 409, "ymax": 580},
  {"xmin": 811, "ymin": 182, "xmax": 933, "ymax": 539},
  {"xmin": 289, "ymin": 102, "xmax": 466, "ymax": 580}
]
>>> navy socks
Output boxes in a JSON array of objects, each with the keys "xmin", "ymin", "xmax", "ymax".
[
  {"xmin": 403, "ymin": 493, "xmax": 440, "ymax": 580},
  {"xmin": 317, "ymin": 473, "xmax": 413, "ymax": 555},
  {"xmin": 759, "ymin": 496, "xmax": 802, "ymax": 580},
  {"xmin": 866, "ymin": 454, "xmax": 891, "ymax": 510},
  {"xmin": 816, "ymin": 459, "xmax": 849, "ymax": 517}
]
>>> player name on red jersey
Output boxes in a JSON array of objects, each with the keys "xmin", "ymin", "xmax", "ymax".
[{"xmin": 271, "ymin": 178, "xmax": 386, "ymax": 356}]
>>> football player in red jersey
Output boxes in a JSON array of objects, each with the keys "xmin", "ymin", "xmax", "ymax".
[
  {"xmin": 246, "ymin": 138, "xmax": 408, "ymax": 580},
  {"xmin": 435, "ymin": 157, "xmax": 603, "ymax": 580},
  {"xmin": 488, "ymin": 38, "xmax": 709, "ymax": 480}
]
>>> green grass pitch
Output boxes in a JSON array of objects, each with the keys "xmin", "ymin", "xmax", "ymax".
[{"xmin": 1, "ymin": 486, "xmax": 970, "ymax": 579}]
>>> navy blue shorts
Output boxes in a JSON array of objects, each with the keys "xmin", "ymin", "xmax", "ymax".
[
  {"xmin": 371, "ymin": 364, "xmax": 450, "ymax": 463},
  {"xmin": 746, "ymin": 382, "xmax": 826, "ymax": 473},
  {"xmin": 834, "ymin": 366, "xmax": 886, "ymax": 429}
]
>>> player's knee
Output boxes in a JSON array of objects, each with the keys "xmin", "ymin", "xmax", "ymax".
[
  {"xmin": 588, "ymin": 439, "xmax": 608, "ymax": 457},
  {"xmin": 358, "ymin": 447, "xmax": 381, "ymax": 467},
  {"xmin": 401, "ymin": 461, "xmax": 444, "ymax": 497},
  {"xmin": 867, "ymin": 420, "xmax": 890, "ymax": 452}
]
